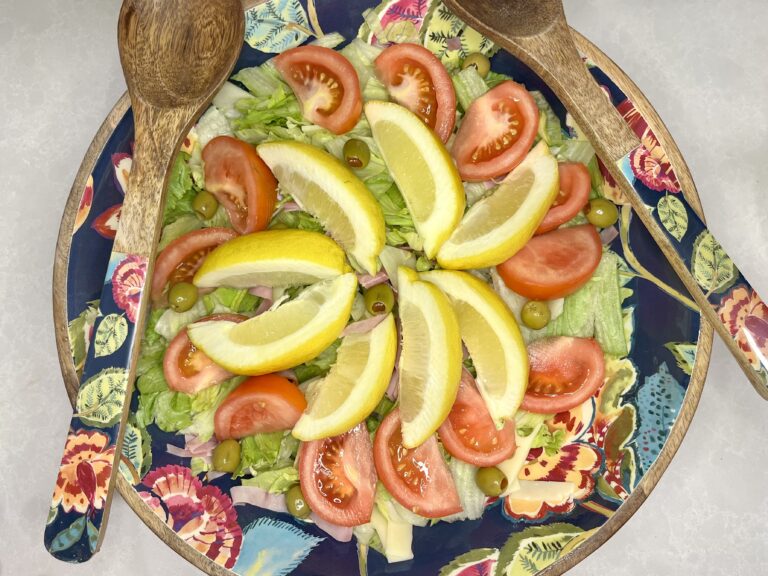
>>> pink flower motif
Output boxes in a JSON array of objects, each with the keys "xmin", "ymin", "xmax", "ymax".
[
  {"xmin": 629, "ymin": 145, "xmax": 680, "ymax": 192},
  {"xmin": 111, "ymin": 153, "xmax": 132, "ymax": 196},
  {"xmin": 73, "ymin": 175, "xmax": 94, "ymax": 234},
  {"xmin": 111, "ymin": 254, "xmax": 146, "ymax": 323},
  {"xmin": 139, "ymin": 465, "xmax": 242, "ymax": 569},
  {"xmin": 52, "ymin": 429, "xmax": 115, "ymax": 514},
  {"xmin": 718, "ymin": 285, "xmax": 768, "ymax": 370}
]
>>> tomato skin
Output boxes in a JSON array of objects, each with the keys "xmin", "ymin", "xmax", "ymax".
[
  {"xmin": 535, "ymin": 163, "xmax": 591, "ymax": 235},
  {"xmin": 373, "ymin": 409, "xmax": 462, "ymax": 518},
  {"xmin": 298, "ymin": 424, "xmax": 376, "ymax": 527},
  {"xmin": 452, "ymin": 80, "xmax": 539, "ymax": 182},
  {"xmin": 496, "ymin": 224, "xmax": 602, "ymax": 300},
  {"xmin": 163, "ymin": 314, "xmax": 247, "ymax": 395},
  {"xmin": 214, "ymin": 375, "xmax": 307, "ymax": 440},
  {"xmin": 151, "ymin": 228, "xmax": 238, "ymax": 303},
  {"xmin": 203, "ymin": 136, "xmax": 278, "ymax": 234},
  {"xmin": 375, "ymin": 43, "xmax": 457, "ymax": 143},
  {"xmin": 274, "ymin": 46, "xmax": 362, "ymax": 135},
  {"xmin": 521, "ymin": 337, "xmax": 605, "ymax": 414},
  {"xmin": 438, "ymin": 370, "xmax": 517, "ymax": 467}
]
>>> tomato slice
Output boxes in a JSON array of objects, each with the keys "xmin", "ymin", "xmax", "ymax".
[
  {"xmin": 202, "ymin": 136, "xmax": 278, "ymax": 234},
  {"xmin": 163, "ymin": 314, "xmax": 247, "ymax": 395},
  {"xmin": 298, "ymin": 424, "xmax": 376, "ymax": 527},
  {"xmin": 274, "ymin": 46, "xmax": 362, "ymax": 135},
  {"xmin": 373, "ymin": 409, "xmax": 462, "ymax": 518},
  {"xmin": 374, "ymin": 43, "xmax": 457, "ymax": 143},
  {"xmin": 521, "ymin": 337, "xmax": 605, "ymax": 414},
  {"xmin": 214, "ymin": 374, "xmax": 307, "ymax": 440},
  {"xmin": 496, "ymin": 224, "xmax": 602, "ymax": 300},
  {"xmin": 150, "ymin": 228, "xmax": 238, "ymax": 303},
  {"xmin": 438, "ymin": 369, "xmax": 517, "ymax": 466},
  {"xmin": 451, "ymin": 80, "xmax": 539, "ymax": 182},
  {"xmin": 535, "ymin": 163, "xmax": 591, "ymax": 235}
]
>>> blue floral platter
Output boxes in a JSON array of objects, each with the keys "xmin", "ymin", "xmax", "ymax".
[{"xmin": 52, "ymin": 0, "xmax": 714, "ymax": 574}]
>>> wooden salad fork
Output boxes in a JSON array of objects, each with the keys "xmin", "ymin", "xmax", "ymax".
[
  {"xmin": 44, "ymin": 0, "xmax": 243, "ymax": 562},
  {"xmin": 444, "ymin": 0, "xmax": 768, "ymax": 399}
]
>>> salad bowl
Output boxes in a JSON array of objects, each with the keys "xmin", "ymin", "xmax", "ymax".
[{"xmin": 51, "ymin": 0, "xmax": 712, "ymax": 574}]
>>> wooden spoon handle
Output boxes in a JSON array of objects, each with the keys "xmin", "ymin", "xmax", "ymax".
[
  {"xmin": 44, "ymin": 106, "xmax": 188, "ymax": 562},
  {"xmin": 454, "ymin": 9, "xmax": 768, "ymax": 397}
]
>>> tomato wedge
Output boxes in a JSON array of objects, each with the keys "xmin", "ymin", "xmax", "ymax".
[
  {"xmin": 164, "ymin": 314, "xmax": 247, "ymax": 395},
  {"xmin": 151, "ymin": 228, "xmax": 238, "ymax": 303},
  {"xmin": 298, "ymin": 424, "xmax": 376, "ymax": 527},
  {"xmin": 374, "ymin": 43, "xmax": 456, "ymax": 143},
  {"xmin": 438, "ymin": 369, "xmax": 517, "ymax": 467},
  {"xmin": 202, "ymin": 136, "xmax": 277, "ymax": 234},
  {"xmin": 274, "ymin": 46, "xmax": 362, "ymax": 134},
  {"xmin": 535, "ymin": 163, "xmax": 591, "ymax": 235},
  {"xmin": 452, "ymin": 80, "xmax": 539, "ymax": 182},
  {"xmin": 373, "ymin": 409, "xmax": 461, "ymax": 518},
  {"xmin": 214, "ymin": 374, "xmax": 307, "ymax": 440},
  {"xmin": 521, "ymin": 337, "xmax": 605, "ymax": 414},
  {"xmin": 496, "ymin": 224, "xmax": 602, "ymax": 300}
]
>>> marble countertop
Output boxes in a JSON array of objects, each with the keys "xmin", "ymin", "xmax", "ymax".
[{"xmin": 2, "ymin": 1, "xmax": 767, "ymax": 574}]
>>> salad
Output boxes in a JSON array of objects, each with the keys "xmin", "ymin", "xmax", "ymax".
[{"xmin": 134, "ymin": 24, "xmax": 627, "ymax": 565}]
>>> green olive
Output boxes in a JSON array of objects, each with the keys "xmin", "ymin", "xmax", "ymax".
[
  {"xmin": 212, "ymin": 439, "xmax": 241, "ymax": 473},
  {"xmin": 475, "ymin": 467, "xmax": 508, "ymax": 497},
  {"xmin": 168, "ymin": 281, "xmax": 198, "ymax": 313},
  {"xmin": 364, "ymin": 284, "xmax": 395, "ymax": 316},
  {"xmin": 462, "ymin": 53, "xmax": 491, "ymax": 77},
  {"xmin": 343, "ymin": 138, "xmax": 371, "ymax": 169},
  {"xmin": 286, "ymin": 484, "xmax": 311, "ymax": 519},
  {"xmin": 192, "ymin": 190, "xmax": 219, "ymax": 220},
  {"xmin": 586, "ymin": 198, "xmax": 619, "ymax": 228},
  {"xmin": 521, "ymin": 300, "xmax": 551, "ymax": 330}
]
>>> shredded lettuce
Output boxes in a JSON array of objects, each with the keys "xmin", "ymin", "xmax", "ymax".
[
  {"xmin": 555, "ymin": 138, "xmax": 596, "ymax": 165},
  {"xmin": 310, "ymin": 31, "xmax": 346, "ymax": 50},
  {"xmin": 242, "ymin": 467, "xmax": 300, "ymax": 493},
  {"xmin": 235, "ymin": 431, "xmax": 285, "ymax": 478},
  {"xmin": 203, "ymin": 287, "xmax": 261, "ymax": 314},
  {"xmin": 182, "ymin": 377, "xmax": 245, "ymax": 441},
  {"xmin": 293, "ymin": 339, "xmax": 342, "ymax": 383},
  {"xmin": 545, "ymin": 251, "xmax": 628, "ymax": 356},
  {"xmin": 440, "ymin": 459, "xmax": 486, "ymax": 522},
  {"xmin": 485, "ymin": 70, "xmax": 511, "ymax": 89},
  {"xmin": 340, "ymin": 38, "xmax": 384, "ymax": 91},
  {"xmin": 232, "ymin": 62, "xmax": 286, "ymax": 98},
  {"xmin": 452, "ymin": 66, "xmax": 489, "ymax": 112},
  {"xmin": 531, "ymin": 90, "xmax": 564, "ymax": 147},
  {"xmin": 515, "ymin": 410, "xmax": 552, "ymax": 437},
  {"xmin": 195, "ymin": 106, "xmax": 234, "ymax": 150},
  {"xmin": 163, "ymin": 154, "xmax": 198, "ymax": 225},
  {"xmin": 212, "ymin": 81, "xmax": 254, "ymax": 118},
  {"xmin": 365, "ymin": 397, "xmax": 396, "ymax": 434},
  {"xmin": 157, "ymin": 214, "xmax": 202, "ymax": 251},
  {"xmin": 269, "ymin": 209, "xmax": 324, "ymax": 233}
]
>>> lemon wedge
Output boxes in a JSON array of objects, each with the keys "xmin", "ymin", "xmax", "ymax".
[
  {"xmin": 421, "ymin": 270, "xmax": 528, "ymax": 424},
  {"xmin": 397, "ymin": 267, "xmax": 462, "ymax": 448},
  {"xmin": 365, "ymin": 101, "xmax": 465, "ymax": 259},
  {"xmin": 292, "ymin": 314, "xmax": 397, "ymax": 441},
  {"xmin": 437, "ymin": 141, "xmax": 559, "ymax": 269},
  {"xmin": 187, "ymin": 273, "xmax": 358, "ymax": 375},
  {"xmin": 256, "ymin": 141, "xmax": 385, "ymax": 274},
  {"xmin": 193, "ymin": 229, "xmax": 349, "ymax": 288}
]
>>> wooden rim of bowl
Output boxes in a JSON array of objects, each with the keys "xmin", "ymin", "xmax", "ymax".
[{"xmin": 52, "ymin": 28, "xmax": 713, "ymax": 576}]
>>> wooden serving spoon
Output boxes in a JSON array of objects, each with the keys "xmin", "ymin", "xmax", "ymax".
[
  {"xmin": 444, "ymin": 0, "xmax": 768, "ymax": 399},
  {"xmin": 44, "ymin": 0, "xmax": 243, "ymax": 562}
]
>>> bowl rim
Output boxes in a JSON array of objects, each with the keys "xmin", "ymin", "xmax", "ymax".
[{"xmin": 51, "ymin": 27, "xmax": 713, "ymax": 576}]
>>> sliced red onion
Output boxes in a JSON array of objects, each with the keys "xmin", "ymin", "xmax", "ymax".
[
  {"xmin": 207, "ymin": 471, "xmax": 227, "ymax": 481},
  {"xmin": 340, "ymin": 314, "xmax": 388, "ymax": 337},
  {"xmin": 253, "ymin": 297, "xmax": 273, "ymax": 316},
  {"xmin": 280, "ymin": 201, "xmax": 302, "ymax": 212},
  {"xmin": 600, "ymin": 225, "xmax": 619, "ymax": 245},
  {"xmin": 385, "ymin": 368, "xmax": 398, "ymax": 401},
  {"xmin": 248, "ymin": 285, "xmax": 273, "ymax": 299},
  {"xmin": 230, "ymin": 486, "xmax": 289, "ymax": 514},
  {"xmin": 185, "ymin": 435, "xmax": 218, "ymax": 456},
  {"xmin": 276, "ymin": 369, "xmax": 298, "ymax": 384},
  {"xmin": 166, "ymin": 444, "xmax": 194, "ymax": 458},
  {"xmin": 310, "ymin": 513, "xmax": 354, "ymax": 542},
  {"xmin": 357, "ymin": 270, "xmax": 389, "ymax": 289}
]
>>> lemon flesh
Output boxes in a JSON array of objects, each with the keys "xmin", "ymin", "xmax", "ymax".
[
  {"xmin": 365, "ymin": 101, "xmax": 465, "ymax": 259},
  {"xmin": 292, "ymin": 314, "xmax": 397, "ymax": 440},
  {"xmin": 437, "ymin": 141, "xmax": 559, "ymax": 270},
  {"xmin": 257, "ymin": 141, "xmax": 385, "ymax": 274},
  {"xmin": 421, "ymin": 270, "xmax": 528, "ymax": 424},
  {"xmin": 187, "ymin": 273, "xmax": 357, "ymax": 375},
  {"xmin": 397, "ymin": 267, "xmax": 462, "ymax": 448},
  {"xmin": 193, "ymin": 229, "xmax": 349, "ymax": 288}
]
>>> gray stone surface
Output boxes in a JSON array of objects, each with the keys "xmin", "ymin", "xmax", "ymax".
[{"xmin": 1, "ymin": 0, "xmax": 766, "ymax": 574}]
